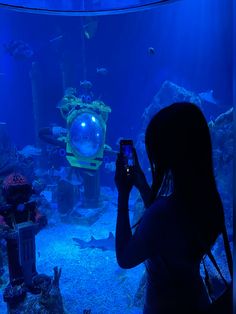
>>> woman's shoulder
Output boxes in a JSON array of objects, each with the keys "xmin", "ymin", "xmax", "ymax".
[
  {"xmin": 151, "ymin": 194, "xmax": 176, "ymax": 210},
  {"xmin": 146, "ymin": 194, "xmax": 176, "ymax": 219},
  {"xmin": 138, "ymin": 195, "xmax": 178, "ymax": 241}
]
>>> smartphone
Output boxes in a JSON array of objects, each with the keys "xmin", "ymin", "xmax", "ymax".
[{"xmin": 120, "ymin": 139, "xmax": 135, "ymax": 174}]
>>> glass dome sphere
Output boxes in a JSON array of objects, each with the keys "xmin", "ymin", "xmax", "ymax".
[
  {"xmin": 0, "ymin": 0, "xmax": 179, "ymax": 16},
  {"xmin": 69, "ymin": 112, "xmax": 104, "ymax": 158}
]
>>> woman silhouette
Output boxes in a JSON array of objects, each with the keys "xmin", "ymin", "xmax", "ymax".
[{"xmin": 115, "ymin": 103, "xmax": 225, "ymax": 313}]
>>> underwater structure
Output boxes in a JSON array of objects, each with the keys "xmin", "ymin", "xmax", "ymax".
[{"xmin": 0, "ymin": 0, "xmax": 234, "ymax": 313}]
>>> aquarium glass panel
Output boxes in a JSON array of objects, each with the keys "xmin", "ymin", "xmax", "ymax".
[
  {"xmin": 0, "ymin": 0, "xmax": 233, "ymax": 313},
  {"xmin": 0, "ymin": 0, "xmax": 178, "ymax": 15}
]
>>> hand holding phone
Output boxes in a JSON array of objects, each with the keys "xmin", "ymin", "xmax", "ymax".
[{"xmin": 120, "ymin": 139, "xmax": 135, "ymax": 175}]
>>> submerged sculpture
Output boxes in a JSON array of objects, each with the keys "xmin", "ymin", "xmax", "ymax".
[{"xmin": 0, "ymin": 173, "xmax": 65, "ymax": 313}]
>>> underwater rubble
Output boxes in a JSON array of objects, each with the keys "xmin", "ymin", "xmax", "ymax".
[
  {"xmin": 6, "ymin": 267, "xmax": 65, "ymax": 314},
  {"xmin": 209, "ymin": 107, "xmax": 233, "ymax": 232},
  {"xmin": 141, "ymin": 80, "xmax": 203, "ymax": 129}
]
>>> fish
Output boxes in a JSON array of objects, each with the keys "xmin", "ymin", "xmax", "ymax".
[
  {"xmin": 198, "ymin": 90, "xmax": 218, "ymax": 105},
  {"xmin": 18, "ymin": 145, "xmax": 42, "ymax": 158},
  {"xmin": 52, "ymin": 167, "xmax": 83, "ymax": 186},
  {"xmin": 148, "ymin": 47, "xmax": 155, "ymax": 55},
  {"xmin": 104, "ymin": 161, "xmax": 116, "ymax": 172},
  {"xmin": 73, "ymin": 232, "xmax": 115, "ymax": 251},
  {"xmin": 4, "ymin": 40, "xmax": 34, "ymax": 60},
  {"xmin": 49, "ymin": 34, "xmax": 63, "ymax": 43},
  {"xmin": 83, "ymin": 20, "xmax": 98, "ymax": 40},
  {"xmin": 83, "ymin": 170, "xmax": 96, "ymax": 177},
  {"xmin": 64, "ymin": 87, "xmax": 77, "ymax": 96},
  {"xmin": 96, "ymin": 67, "xmax": 108, "ymax": 75},
  {"xmin": 80, "ymin": 80, "xmax": 93, "ymax": 90}
]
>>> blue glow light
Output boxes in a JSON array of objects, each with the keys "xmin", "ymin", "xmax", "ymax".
[{"xmin": 81, "ymin": 122, "xmax": 86, "ymax": 127}]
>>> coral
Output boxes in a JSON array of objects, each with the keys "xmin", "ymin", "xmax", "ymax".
[
  {"xmin": 209, "ymin": 107, "xmax": 233, "ymax": 232},
  {"xmin": 8, "ymin": 267, "xmax": 66, "ymax": 314}
]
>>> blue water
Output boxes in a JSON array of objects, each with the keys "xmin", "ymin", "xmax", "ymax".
[{"xmin": 0, "ymin": 0, "xmax": 233, "ymax": 313}]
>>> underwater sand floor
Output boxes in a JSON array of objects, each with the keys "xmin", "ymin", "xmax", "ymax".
[
  {"xmin": 0, "ymin": 190, "xmax": 144, "ymax": 314},
  {"xmin": 1, "ymin": 186, "xmax": 231, "ymax": 313}
]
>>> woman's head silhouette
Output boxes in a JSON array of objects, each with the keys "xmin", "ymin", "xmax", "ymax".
[{"xmin": 145, "ymin": 102, "xmax": 224, "ymax": 250}]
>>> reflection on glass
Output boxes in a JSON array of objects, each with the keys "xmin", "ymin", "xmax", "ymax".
[{"xmin": 69, "ymin": 112, "xmax": 104, "ymax": 158}]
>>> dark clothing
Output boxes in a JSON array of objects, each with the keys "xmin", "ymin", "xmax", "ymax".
[{"xmin": 128, "ymin": 195, "xmax": 209, "ymax": 313}]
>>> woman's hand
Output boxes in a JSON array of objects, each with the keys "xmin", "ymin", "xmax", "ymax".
[
  {"xmin": 133, "ymin": 149, "xmax": 152, "ymax": 208},
  {"xmin": 133, "ymin": 149, "xmax": 147, "ymax": 190},
  {"xmin": 115, "ymin": 153, "xmax": 134, "ymax": 196}
]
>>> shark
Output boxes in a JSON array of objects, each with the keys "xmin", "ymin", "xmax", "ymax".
[
  {"xmin": 73, "ymin": 232, "xmax": 115, "ymax": 251},
  {"xmin": 198, "ymin": 90, "xmax": 218, "ymax": 105}
]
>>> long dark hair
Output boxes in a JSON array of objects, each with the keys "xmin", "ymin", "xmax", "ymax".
[{"xmin": 145, "ymin": 102, "xmax": 224, "ymax": 253}]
